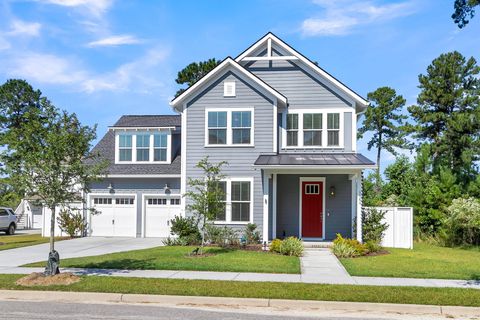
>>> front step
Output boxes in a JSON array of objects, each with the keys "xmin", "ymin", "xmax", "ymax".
[{"xmin": 303, "ymin": 241, "xmax": 333, "ymax": 249}]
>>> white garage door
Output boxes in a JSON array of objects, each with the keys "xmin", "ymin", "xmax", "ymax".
[
  {"xmin": 91, "ymin": 196, "xmax": 136, "ymax": 237},
  {"xmin": 145, "ymin": 196, "xmax": 181, "ymax": 237}
]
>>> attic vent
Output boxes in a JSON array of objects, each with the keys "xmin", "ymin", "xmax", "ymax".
[{"xmin": 224, "ymin": 81, "xmax": 236, "ymax": 97}]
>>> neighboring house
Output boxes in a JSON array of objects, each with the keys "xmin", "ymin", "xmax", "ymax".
[{"xmin": 41, "ymin": 32, "xmax": 375, "ymax": 241}]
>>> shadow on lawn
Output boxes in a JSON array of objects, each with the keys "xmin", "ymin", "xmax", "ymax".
[{"xmin": 78, "ymin": 258, "xmax": 158, "ymax": 270}]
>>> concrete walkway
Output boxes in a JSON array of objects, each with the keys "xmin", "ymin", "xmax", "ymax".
[{"xmin": 1, "ymin": 248, "xmax": 479, "ymax": 289}]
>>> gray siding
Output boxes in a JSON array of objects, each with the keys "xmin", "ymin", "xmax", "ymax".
[
  {"xmin": 276, "ymin": 174, "xmax": 352, "ymax": 240},
  {"xmin": 185, "ymin": 70, "xmax": 275, "ymax": 234},
  {"xmin": 344, "ymin": 112, "xmax": 353, "ymax": 152},
  {"xmin": 89, "ymin": 177, "xmax": 181, "ymax": 237}
]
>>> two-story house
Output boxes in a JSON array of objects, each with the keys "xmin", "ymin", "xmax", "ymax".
[{"xmin": 41, "ymin": 33, "xmax": 375, "ymax": 242}]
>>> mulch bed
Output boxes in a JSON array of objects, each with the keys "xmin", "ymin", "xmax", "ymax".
[
  {"xmin": 361, "ymin": 250, "xmax": 390, "ymax": 257},
  {"xmin": 16, "ymin": 272, "xmax": 81, "ymax": 287}
]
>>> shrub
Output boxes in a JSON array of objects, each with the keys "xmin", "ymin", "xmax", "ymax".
[
  {"xmin": 205, "ymin": 224, "xmax": 239, "ymax": 247},
  {"xmin": 57, "ymin": 209, "xmax": 87, "ymax": 238},
  {"xmin": 444, "ymin": 197, "xmax": 480, "ymax": 246},
  {"xmin": 243, "ymin": 223, "xmax": 261, "ymax": 244},
  {"xmin": 332, "ymin": 234, "xmax": 367, "ymax": 258},
  {"xmin": 269, "ymin": 239, "xmax": 282, "ymax": 253},
  {"xmin": 279, "ymin": 237, "xmax": 304, "ymax": 257},
  {"xmin": 362, "ymin": 208, "xmax": 388, "ymax": 243},
  {"xmin": 169, "ymin": 216, "xmax": 201, "ymax": 245},
  {"xmin": 364, "ymin": 240, "xmax": 382, "ymax": 253}
]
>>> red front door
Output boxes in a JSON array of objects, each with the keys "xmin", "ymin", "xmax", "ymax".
[{"xmin": 301, "ymin": 181, "xmax": 323, "ymax": 238}]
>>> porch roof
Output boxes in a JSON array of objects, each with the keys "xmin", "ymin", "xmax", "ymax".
[{"xmin": 254, "ymin": 153, "xmax": 376, "ymax": 169}]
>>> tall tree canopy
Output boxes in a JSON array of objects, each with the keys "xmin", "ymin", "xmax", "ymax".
[
  {"xmin": 358, "ymin": 86, "xmax": 408, "ymax": 189},
  {"xmin": 408, "ymin": 51, "xmax": 480, "ymax": 183},
  {"xmin": 452, "ymin": 0, "xmax": 479, "ymax": 28},
  {"xmin": 0, "ymin": 79, "xmax": 106, "ymax": 274},
  {"xmin": 175, "ymin": 58, "xmax": 221, "ymax": 97}
]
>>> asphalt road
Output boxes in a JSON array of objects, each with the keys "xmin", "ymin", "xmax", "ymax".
[{"xmin": 0, "ymin": 300, "xmax": 414, "ymax": 320}]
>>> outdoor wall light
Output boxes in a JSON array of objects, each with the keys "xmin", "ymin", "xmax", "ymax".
[
  {"xmin": 329, "ymin": 185, "xmax": 336, "ymax": 197},
  {"xmin": 107, "ymin": 182, "xmax": 114, "ymax": 193},
  {"xmin": 164, "ymin": 183, "xmax": 171, "ymax": 194}
]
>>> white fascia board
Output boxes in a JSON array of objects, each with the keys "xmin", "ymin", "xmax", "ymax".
[
  {"xmin": 169, "ymin": 57, "xmax": 287, "ymax": 111},
  {"xmin": 109, "ymin": 127, "xmax": 177, "ymax": 131},
  {"xmin": 236, "ymin": 33, "xmax": 368, "ymax": 107},
  {"xmin": 101, "ymin": 174, "xmax": 181, "ymax": 178},
  {"xmin": 253, "ymin": 164, "xmax": 377, "ymax": 170}
]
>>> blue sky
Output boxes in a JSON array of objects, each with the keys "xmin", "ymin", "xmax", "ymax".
[{"xmin": 0, "ymin": 0, "xmax": 479, "ymax": 171}]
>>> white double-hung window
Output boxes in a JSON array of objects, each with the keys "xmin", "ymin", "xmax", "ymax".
[
  {"xmin": 206, "ymin": 109, "xmax": 253, "ymax": 146},
  {"xmin": 118, "ymin": 134, "xmax": 132, "ymax": 161},
  {"xmin": 154, "ymin": 133, "xmax": 168, "ymax": 161},
  {"xmin": 303, "ymin": 113, "xmax": 322, "ymax": 146},
  {"xmin": 327, "ymin": 113, "xmax": 340, "ymax": 146},
  {"xmin": 136, "ymin": 134, "xmax": 150, "ymax": 162},
  {"xmin": 214, "ymin": 178, "xmax": 253, "ymax": 224}
]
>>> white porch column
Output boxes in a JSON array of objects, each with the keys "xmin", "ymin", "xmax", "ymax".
[
  {"xmin": 272, "ymin": 173, "xmax": 277, "ymax": 239},
  {"xmin": 262, "ymin": 172, "xmax": 270, "ymax": 243},
  {"xmin": 355, "ymin": 174, "xmax": 363, "ymax": 242}
]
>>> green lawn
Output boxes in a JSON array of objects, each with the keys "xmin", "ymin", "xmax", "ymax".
[
  {"xmin": 26, "ymin": 246, "xmax": 301, "ymax": 274},
  {"xmin": 0, "ymin": 234, "xmax": 67, "ymax": 251},
  {"xmin": 1, "ymin": 274, "xmax": 480, "ymax": 306},
  {"xmin": 340, "ymin": 243, "xmax": 480, "ymax": 280}
]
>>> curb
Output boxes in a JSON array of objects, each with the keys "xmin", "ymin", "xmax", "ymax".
[{"xmin": 0, "ymin": 290, "xmax": 479, "ymax": 317}]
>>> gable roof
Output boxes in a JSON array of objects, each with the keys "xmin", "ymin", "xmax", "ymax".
[
  {"xmin": 112, "ymin": 115, "xmax": 181, "ymax": 128},
  {"xmin": 236, "ymin": 32, "xmax": 368, "ymax": 109},
  {"xmin": 170, "ymin": 57, "xmax": 287, "ymax": 111}
]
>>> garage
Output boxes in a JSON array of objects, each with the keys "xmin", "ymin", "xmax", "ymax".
[
  {"xmin": 90, "ymin": 195, "xmax": 136, "ymax": 237},
  {"xmin": 144, "ymin": 195, "xmax": 181, "ymax": 237}
]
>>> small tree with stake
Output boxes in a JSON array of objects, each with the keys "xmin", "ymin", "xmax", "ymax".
[
  {"xmin": 184, "ymin": 157, "xmax": 226, "ymax": 254},
  {"xmin": 0, "ymin": 79, "xmax": 106, "ymax": 276}
]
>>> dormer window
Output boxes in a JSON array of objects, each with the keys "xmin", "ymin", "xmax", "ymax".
[
  {"xmin": 119, "ymin": 134, "xmax": 132, "ymax": 161},
  {"xmin": 116, "ymin": 130, "xmax": 171, "ymax": 164},
  {"xmin": 224, "ymin": 81, "xmax": 236, "ymax": 97}
]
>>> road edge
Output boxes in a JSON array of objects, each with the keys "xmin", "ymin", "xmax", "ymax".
[{"xmin": 0, "ymin": 289, "xmax": 479, "ymax": 317}]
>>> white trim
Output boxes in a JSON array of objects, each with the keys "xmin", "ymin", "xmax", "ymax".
[
  {"xmin": 235, "ymin": 33, "xmax": 367, "ymax": 107},
  {"xmin": 356, "ymin": 175, "xmax": 363, "ymax": 242},
  {"xmin": 223, "ymin": 81, "xmax": 236, "ymax": 97},
  {"xmin": 267, "ymin": 38, "xmax": 272, "ymax": 57},
  {"xmin": 213, "ymin": 177, "xmax": 254, "ymax": 225},
  {"xmin": 204, "ymin": 108, "xmax": 255, "ymax": 147},
  {"xmin": 87, "ymin": 192, "xmax": 138, "ymax": 237},
  {"xmin": 281, "ymin": 108, "xmax": 346, "ymax": 150},
  {"xmin": 104, "ymin": 174, "xmax": 181, "ymax": 178},
  {"xmin": 170, "ymin": 57, "xmax": 287, "ymax": 108},
  {"xmin": 109, "ymin": 126, "xmax": 177, "ymax": 130},
  {"xmin": 253, "ymin": 165, "xmax": 377, "ymax": 170},
  {"xmin": 352, "ymin": 110, "xmax": 357, "ymax": 152},
  {"xmin": 241, "ymin": 56, "xmax": 299, "ymax": 61},
  {"xmin": 298, "ymin": 177, "xmax": 326, "ymax": 240},
  {"xmin": 181, "ymin": 107, "xmax": 187, "ymax": 217},
  {"xmin": 272, "ymin": 173, "xmax": 277, "ymax": 239},
  {"xmin": 141, "ymin": 193, "xmax": 182, "ymax": 238},
  {"xmin": 115, "ymin": 130, "xmax": 172, "ymax": 164},
  {"xmin": 262, "ymin": 173, "xmax": 269, "ymax": 243},
  {"xmin": 273, "ymin": 99, "xmax": 278, "ymax": 153}
]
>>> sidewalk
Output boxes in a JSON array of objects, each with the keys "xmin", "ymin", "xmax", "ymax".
[{"xmin": 1, "ymin": 249, "xmax": 479, "ymax": 289}]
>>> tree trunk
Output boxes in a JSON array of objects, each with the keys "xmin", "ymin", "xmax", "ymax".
[
  {"xmin": 376, "ymin": 146, "xmax": 382, "ymax": 193},
  {"xmin": 49, "ymin": 206, "xmax": 56, "ymax": 252}
]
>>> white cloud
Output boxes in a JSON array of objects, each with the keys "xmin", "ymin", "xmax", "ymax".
[
  {"xmin": 87, "ymin": 34, "xmax": 142, "ymax": 47},
  {"xmin": 41, "ymin": 0, "xmax": 113, "ymax": 18},
  {"xmin": 2, "ymin": 47, "xmax": 170, "ymax": 94},
  {"xmin": 4, "ymin": 53, "xmax": 87, "ymax": 85},
  {"xmin": 0, "ymin": 37, "xmax": 10, "ymax": 51},
  {"xmin": 301, "ymin": 0, "xmax": 417, "ymax": 36},
  {"xmin": 82, "ymin": 47, "xmax": 169, "ymax": 93},
  {"xmin": 8, "ymin": 20, "xmax": 42, "ymax": 37}
]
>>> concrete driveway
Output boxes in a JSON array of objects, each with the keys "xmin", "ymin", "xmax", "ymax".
[{"xmin": 0, "ymin": 237, "xmax": 164, "ymax": 268}]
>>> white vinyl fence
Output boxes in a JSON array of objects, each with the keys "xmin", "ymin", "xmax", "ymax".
[{"xmin": 366, "ymin": 207, "xmax": 413, "ymax": 249}]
